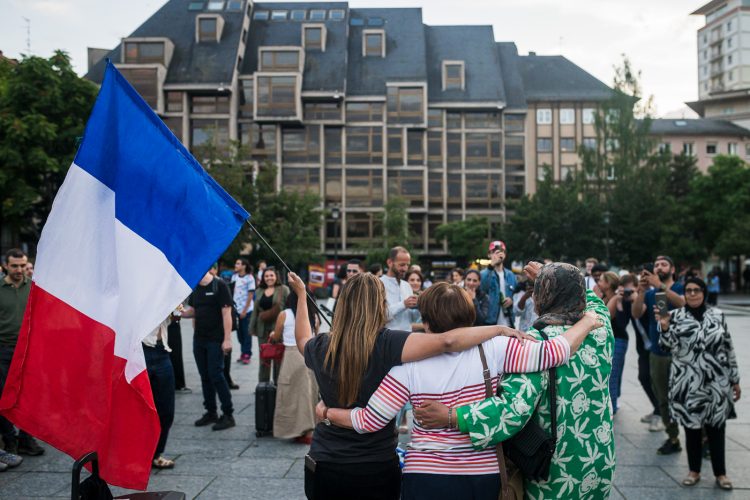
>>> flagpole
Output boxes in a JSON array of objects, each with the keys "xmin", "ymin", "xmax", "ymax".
[{"xmin": 245, "ymin": 221, "xmax": 332, "ymax": 327}]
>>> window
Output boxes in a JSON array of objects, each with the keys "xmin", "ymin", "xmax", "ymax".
[
  {"xmin": 346, "ymin": 102, "xmax": 383, "ymax": 122},
  {"xmin": 537, "ymin": 138, "xmax": 552, "ymax": 152},
  {"xmin": 253, "ymin": 10, "xmax": 269, "ymax": 20},
  {"xmin": 388, "ymin": 170, "xmax": 424, "ymax": 206},
  {"xmin": 729, "ymin": 70, "xmax": 735, "ymax": 81},
  {"xmin": 427, "ymin": 131, "xmax": 442, "ymax": 168},
  {"xmin": 309, "ymin": 9, "xmax": 326, "ymax": 21},
  {"xmin": 728, "ymin": 37, "xmax": 733, "ymax": 48},
  {"xmin": 166, "ymin": 91, "xmax": 183, "ymax": 112},
  {"xmin": 707, "ymin": 143, "xmax": 717, "ymax": 155},
  {"xmin": 446, "ymin": 111, "xmax": 462, "ymax": 129},
  {"xmin": 124, "ymin": 42, "xmax": 165, "ymax": 64},
  {"xmin": 330, "ymin": 9, "xmax": 345, "ymax": 21},
  {"xmin": 259, "ymin": 49, "xmax": 301, "ymax": 71},
  {"xmin": 346, "ymin": 213, "xmax": 382, "ymax": 243},
  {"xmin": 191, "ymin": 119, "xmax": 229, "ymax": 151},
  {"xmin": 188, "ymin": 2, "xmax": 204, "ymax": 11},
  {"xmin": 271, "ymin": 10, "xmax": 288, "ymax": 20},
  {"xmin": 658, "ymin": 142, "xmax": 670, "ymax": 153},
  {"xmin": 728, "ymin": 142, "xmax": 738, "ymax": 155},
  {"xmin": 505, "ymin": 114, "xmax": 525, "ymax": 133},
  {"xmin": 191, "ymin": 95, "xmax": 230, "ymax": 114},
  {"xmin": 464, "ymin": 112, "xmax": 500, "ymax": 129},
  {"xmin": 256, "ymin": 75, "xmax": 298, "ymax": 118},
  {"xmin": 560, "ymin": 108, "xmax": 575, "ymax": 124},
  {"xmin": 605, "ymin": 138, "xmax": 619, "ymax": 152},
  {"xmin": 582, "ymin": 137, "xmax": 597, "ymax": 150},
  {"xmin": 368, "ymin": 17, "xmax": 384, "ymax": 26},
  {"xmin": 282, "ymin": 126, "xmax": 320, "ymax": 164},
  {"xmin": 446, "ymin": 133, "xmax": 461, "ymax": 171},
  {"xmin": 303, "ymin": 102, "xmax": 341, "ymax": 121},
  {"xmin": 505, "ymin": 136, "xmax": 524, "ymax": 200},
  {"xmin": 443, "ymin": 61, "xmax": 465, "ymax": 91},
  {"xmin": 505, "ymin": 135, "xmax": 524, "ymax": 161},
  {"xmin": 728, "ymin": 54, "xmax": 733, "ymax": 65},
  {"xmin": 325, "ymin": 169, "xmax": 342, "ymax": 203},
  {"xmin": 363, "ymin": 30, "xmax": 385, "ymax": 57},
  {"xmin": 346, "ymin": 127, "xmax": 383, "ymax": 164},
  {"xmin": 746, "ymin": 143, "xmax": 750, "ymax": 157},
  {"xmin": 407, "ymin": 130, "xmax": 424, "ymax": 165},
  {"xmin": 239, "ymin": 79, "xmax": 254, "ymax": 117},
  {"xmin": 206, "ymin": 0, "xmax": 224, "ymax": 10},
  {"xmin": 350, "ymin": 18, "xmax": 364, "ymax": 26},
  {"xmin": 387, "ymin": 86, "xmax": 425, "ymax": 125},
  {"xmin": 465, "ymin": 173, "xmax": 502, "ymax": 209},
  {"xmin": 325, "ymin": 128, "xmax": 343, "ymax": 164},
  {"xmin": 162, "ymin": 117, "xmax": 182, "ymax": 141},
  {"xmin": 560, "ymin": 138, "xmax": 576, "ymax": 152},
  {"xmin": 282, "ymin": 167, "xmax": 320, "ymax": 195},
  {"xmin": 238, "ymin": 123, "xmax": 276, "ymax": 159},
  {"xmin": 118, "ymin": 68, "xmax": 158, "ymax": 108},
  {"xmin": 346, "ymin": 170, "xmax": 383, "ymax": 207},
  {"xmin": 447, "ymin": 173, "xmax": 461, "ymax": 209},
  {"xmin": 465, "ymin": 133, "xmax": 501, "ymax": 170},
  {"xmin": 582, "ymin": 108, "xmax": 596, "ymax": 125},
  {"xmin": 728, "ymin": 20, "xmax": 732, "ymax": 31},
  {"xmin": 387, "ymin": 128, "xmax": 403, "ymax": 166},
  {"xmin": 536, "ymin": 108, "xmax": 552, "ymax": 124},
  {"xmin": 290, "ymin": 10, "xmax": 306, "ymax": 21},
  {"xmin": 303, "ymin": 25, "xmax": 324, "ymax": 51},
  {"xmin": 428, "ymin": 109, "xmax": 442, "ymax": 128},
  {"xmin": 683, "ymin": 142, "xmax": 695, "ymax": 156},
  {"xmin": 560, "ymin": 165, "xmax": 575, "ymax": 180},
  {"xmin": 198, "ymin": 17, "xmax": 218, "ymax": 42},
  {"xmin": 428, "ymin": 173, "xmax": 443, "ymax": 207},
  {"xmin": 226, "ymin": 0, "xmax": 242, "ymax": 11}
]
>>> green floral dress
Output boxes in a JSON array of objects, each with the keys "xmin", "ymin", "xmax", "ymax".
[{"xmin": 455, "ymin": 291, "xmax": 615, "ymax": 499}]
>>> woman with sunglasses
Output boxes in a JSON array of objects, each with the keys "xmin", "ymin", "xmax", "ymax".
[{"xmin": 657, "ymin": 277, "xmax": 741, "ymax": 490}]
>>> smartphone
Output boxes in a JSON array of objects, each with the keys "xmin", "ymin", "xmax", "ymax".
[
  {"xmin": 642, "ymin": 262, "xmax": 654, "ymax": 274},
  {"xmin": 654, "ymin": 292, "xmax": 669, "ymax": 318}
]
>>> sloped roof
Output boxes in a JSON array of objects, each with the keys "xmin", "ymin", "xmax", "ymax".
[
  {"xmin": 518, "ymin": 54, "xmax": 613, "ymax": 102},
  {"xmin": 648, "ymin": 118, "xmax": 750, "ymax": 137},
  {"xmin": 496, "ymin": 42, "xmax": 527, "ymax": 110}
]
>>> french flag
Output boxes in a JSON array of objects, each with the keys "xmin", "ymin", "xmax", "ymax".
[{"xmin": 0, "ymin": 62, "xmax": 248, "ymax": 489}]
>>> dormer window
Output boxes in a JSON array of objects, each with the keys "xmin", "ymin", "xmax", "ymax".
[
  {"xmin": 196, "ymin": 15, "xmax": 224, "ymax": 42},
  {"xmin": 124, "ymin": 41, "xmax": 165, "ymax": 64},
  {"xmin": 442, "ymin": 61, "xmax": 465, "ymax": 91},
  {"xmin": 303, "ymin": 24, "xmax": 326, "ymax": 51},
  {"xmin": 363, "ymin": 29, "xmax": 385, "ymax": 57},
  {"xmin": 259, "ymin": 47, "xmax": 303, "ymax": 72}
]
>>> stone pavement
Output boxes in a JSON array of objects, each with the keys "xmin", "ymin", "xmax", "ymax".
[{"xmin": 1, "ymin": 297, "xmax": 749, "ymax": 499}]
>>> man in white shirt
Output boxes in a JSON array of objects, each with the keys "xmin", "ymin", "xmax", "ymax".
[
  {"xmin": 380, "ymin": 246, "xmax": 417, "ymax": 332},
  {"xmin": 231, "ymin": 258, "xmax": 256, "ymax": 364}
]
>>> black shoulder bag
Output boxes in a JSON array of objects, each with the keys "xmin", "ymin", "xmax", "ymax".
[{"xmin": 500, "ymin": 325, "xmax": 557, "ymax": 482}]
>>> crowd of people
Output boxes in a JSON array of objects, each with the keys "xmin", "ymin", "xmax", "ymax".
[{"xmin": 0, "ymin": 243, "xmax": 744, "ymax": 498}]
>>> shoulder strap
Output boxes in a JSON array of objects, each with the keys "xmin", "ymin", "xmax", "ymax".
[
  {"xmin": 477, "ymin": 344, "xmax": 510, "ymax": 500},
  {"xmin": 535, "ymin": 325, "xmax": 558, "ymax": 444}
]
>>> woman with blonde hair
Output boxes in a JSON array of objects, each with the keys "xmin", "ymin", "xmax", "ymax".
[{"xmin": 286, "ymin": 271, "xmax": 529, "ymax": 500}]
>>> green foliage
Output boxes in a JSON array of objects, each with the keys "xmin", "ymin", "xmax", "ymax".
[
  {"xmin": 381, "ymin": 197, "xmax": 410, "ymax": 249},
  {"xmin": 434, "ymin": 216, "xmax": 489, "ymax": 266},
  {"xmin": 0, "ymin": 51, "xmax": 98, "ymax": 243}
]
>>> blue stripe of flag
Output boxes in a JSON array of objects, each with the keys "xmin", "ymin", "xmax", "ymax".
[{"xmin": 74, "ymin": 62, "xmax": 249, "ymax": 288}]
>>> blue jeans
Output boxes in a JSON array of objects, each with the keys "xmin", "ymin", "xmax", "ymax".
[
  {"xmin": 193, "ymin": 338, "xmax": 233, "ymax": 416},
  {"xmin": 237, "ymin": 314, "xmax": 252, "ymax": 357},
  {"xmin": 143, "ymin": 343, "xmax": 175, "ymax": 457},
  {"xmin": 610, "ymin": 338, "xmax": 628, "ymax": 413}
]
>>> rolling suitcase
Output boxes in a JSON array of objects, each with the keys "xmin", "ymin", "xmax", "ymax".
[{"xmin": 255, "ymin": 381, "xmax": 277, "ymax": 437}]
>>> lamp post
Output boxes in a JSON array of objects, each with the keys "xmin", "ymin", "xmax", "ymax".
[{"xmin": 331, "ymin": 206, "xmax": 340, "ymax": 271}]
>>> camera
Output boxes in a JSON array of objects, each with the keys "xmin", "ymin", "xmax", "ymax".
[{"xmin": 623, "ymin": 289, "xmax": 634, "ymax": 297}]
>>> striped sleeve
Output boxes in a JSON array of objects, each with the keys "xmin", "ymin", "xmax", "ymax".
[
  {"xmin": 502, "ymin": 335, "xmax": 570, "ymax": 374},
  {"xmin": 351, "ymin": 368, "xmax": 410, "ymax": 434}
]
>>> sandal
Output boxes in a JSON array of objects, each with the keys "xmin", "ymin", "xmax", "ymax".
[
  {"xmin": 682, "ymin": 474, "xmax": 700, "ymax": 486},
  {"xmin": 152, "ymin": 456, "xmax": 175, "ymax": 469},
  {"xmin": 716, "ymin": 476, "xmax": 733, "ymax": 490}
]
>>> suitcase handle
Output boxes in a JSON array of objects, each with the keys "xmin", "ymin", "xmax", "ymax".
[{"xmin": 71, "ymin": 451, "xmax": 100, "ymax": 500}]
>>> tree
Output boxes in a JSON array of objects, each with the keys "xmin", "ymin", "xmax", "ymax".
[
  {"xmin": 382, "ymin": 197, "xmax": 410, "ymax": 249},
  {"xmin": 0, "ymin": 51, "xmax": 98, "ymax": 248},
  {"xmin": 434, "ymin": 216, "xmax": 489, "ymax": 266}
]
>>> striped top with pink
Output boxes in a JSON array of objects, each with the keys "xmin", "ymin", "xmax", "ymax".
[{"xmin": 350, "ymin": 335, "xmax": 571, "ymax": 475}]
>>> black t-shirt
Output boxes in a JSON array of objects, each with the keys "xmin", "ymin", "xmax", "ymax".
[
  {"xmin": 612, "ymin": 301, "xmax": 632, "ymax": 341},
  {"xmin": 304, "ymin": 328, "xmax": 410, "ymax": 463},
  {"xmin": 188, "ymin": 278, "xmax": 233, "ymax": 342}
]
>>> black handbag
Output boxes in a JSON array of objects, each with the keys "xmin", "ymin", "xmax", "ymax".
[{"xmin": 499, "ymin": 326, "xmax": 557, "ymax": 482}]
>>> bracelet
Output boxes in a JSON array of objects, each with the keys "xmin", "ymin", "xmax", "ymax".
[{"xmin": 447, "ymin": 406, "xmax": 453, "ymax": 429}]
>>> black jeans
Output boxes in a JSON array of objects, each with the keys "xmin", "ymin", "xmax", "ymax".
[
  {"xmin": 0, "ymin": 345, "xmax": 33, "ymax": 444},
  {"xmin": 635, "ymin": 333, "xmax": 659, "ymax": 415},
  {"xmin": 402, "ymin": 473, "xmax": 500, "ymax": 500},
  {"xmin": 304, "ymin": 457, "xmax": 401, "ymax": 500},
  {"xmin": 193, "ymin": 338, "xmax": 233, "ymax": 415},
  {"xmin": 685, "ymin": 424, "xmax": 726, "ymax": 476},
  {"xmin": 143, "ymin": 343, "xmax": 175, "ymax": 457},
  {"xmin": 167, "ymin": 320, "xmax": 186, "ymax": 390}
]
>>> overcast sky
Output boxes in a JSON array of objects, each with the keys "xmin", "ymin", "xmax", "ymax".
[{"xmin": 1, "ymin": 0, "xmax": 706, "ymax": 116}]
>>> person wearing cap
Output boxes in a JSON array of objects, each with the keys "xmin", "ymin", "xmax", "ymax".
[{"xmin": 480, "ymin": 241, "xmax": 517, "ymax": 327}]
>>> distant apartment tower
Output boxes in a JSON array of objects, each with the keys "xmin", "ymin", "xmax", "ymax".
[{"xmin": 690, "ymin": 0, "xmax": 750, "ymax": 127}]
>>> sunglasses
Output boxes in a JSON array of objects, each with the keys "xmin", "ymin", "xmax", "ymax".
[{"xmin": 684, "ymin": 288, "xmax": 703, "ymax": 295}]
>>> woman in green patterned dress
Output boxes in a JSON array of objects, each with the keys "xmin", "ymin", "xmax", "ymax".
[{"xmin": 415, "ymin": 262, "xmax": 615, "ymax": 500}]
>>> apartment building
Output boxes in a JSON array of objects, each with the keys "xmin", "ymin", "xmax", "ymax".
[{"xmin": 85, "ymin": 0, "xmax": 616, "ymax": 256}]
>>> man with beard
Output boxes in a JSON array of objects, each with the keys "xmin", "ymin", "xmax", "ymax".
[
  {"xmin": 480, "ymin": 241, "xmax": 517, "ymax": 327},
  {"xmin": 633, "ymin": 255, "xmax": 685, "ymax": 455},
  {"xmin": 380, "ymin": 246, "xmax": 417, "ymax": 331}
]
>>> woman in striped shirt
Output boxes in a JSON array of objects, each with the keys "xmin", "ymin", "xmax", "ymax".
[{"xmin": 319, "ymin": 282, "xmax": 601, "ymax": 499}]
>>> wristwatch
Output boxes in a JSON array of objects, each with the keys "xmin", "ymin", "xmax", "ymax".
[
  {"xmin": 322, "ymin": 407, "xmax": 332, "ymax": 426},
  {"xmin": 659, "ymin": 283, "xmax": 667, "ymax": 291}
]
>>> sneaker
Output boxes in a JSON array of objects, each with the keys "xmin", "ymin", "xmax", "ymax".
[
  {"xmin": 657, "ymin": 439, "xmax": 682, "ymax": 455},
  {"xmin": 641, "ymin": 412, "xmax": 655, "ymax": 423},
  {"xmin": 194, "ymin": 412, "xmax": 219, "ymax": 427},
  {"xmin": 17, "ymin": 437, "xmax": 44, "ymax": 456},
  {"xmin": 242, "ymin": 354, "xmax": 251, "ymax": 365},
  {"xmin": 0, "ymin": 462, "xmax": 7, "ymax": 472},
  {"xmin": 0, "ymin": 450, "xmax": 22, "ymax": 468},
  {"xmin": 175, "ymin": 387, "xmax": 192, "ymax": 394},
  {"xmin": 649, "ymin": 417, "xmax": 665, "ymax": 432},
  {"xmin": 2, "ymin": 438, "xmax": 17, "ymax": 456},
  {"xmin": 229, "ymin": 382, "xmax": 240, "ymax": 390},
  {"xmin": 211, "ymin": 414, "xmax": 236, "ymax": 431}
]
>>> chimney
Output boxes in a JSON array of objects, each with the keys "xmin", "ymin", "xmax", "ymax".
[{"xmin": 529, "ymin": 51, "xmax": 536, "ymax": 56}]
